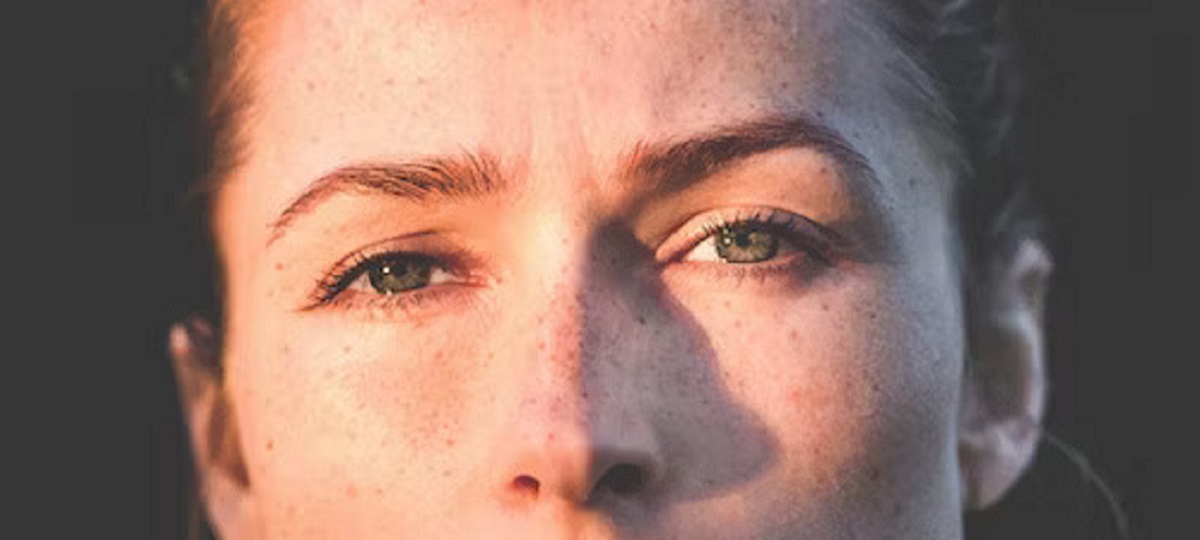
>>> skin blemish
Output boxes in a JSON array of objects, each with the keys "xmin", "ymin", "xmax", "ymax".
[
  {"xmin": 345, "ymin": 484, "xmax": 357, "ymax": 498},
  {"xmin": 266, "ymin": 440, "xmax": 274, "ymax": 451},
  {"xmin": 343, "ymin": 345, "xmax": 352, "ymax": 354},
  {"xmin": 274, "ymin": 262, "xmax": 284, "ymax": 271}
]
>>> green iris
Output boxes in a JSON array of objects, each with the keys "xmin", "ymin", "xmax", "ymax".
[
  {"xmin": 367, "ymin": 256, "xmax": 434, "ymax": 294},
  {"xmin": 715, "ymin": 224, "xmax": 779, "ymax": 263}
]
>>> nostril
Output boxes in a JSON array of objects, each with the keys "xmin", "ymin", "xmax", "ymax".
[
  {"xmin": 595, "ymin": 463, "xmax": 646, "ymax": 496},
  {"xmin": 512, "ymin": 475, "xmax": 541, "ymax": 498}
]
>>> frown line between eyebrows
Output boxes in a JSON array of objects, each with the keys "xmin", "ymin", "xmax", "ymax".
[{"xmin": 266, "ymin": 114, "xmax": 878, "ymax": 247}]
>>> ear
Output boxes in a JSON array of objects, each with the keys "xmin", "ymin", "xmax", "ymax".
[
  {"xmin": 958, "ymin": 238, "xmax": 1053, "ymax": 510},
  {"xmin": 170, "ymin": 317, "xmax": 258, "ymax": 539}
]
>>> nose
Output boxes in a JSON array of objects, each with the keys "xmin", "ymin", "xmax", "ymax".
[
  {"xmin": 502, "ymin": 409, "xmax": 667, "ymax": 506},
  {"xmin": 496, "ymin": 227, "xmax": 668, "ymax": 509}
]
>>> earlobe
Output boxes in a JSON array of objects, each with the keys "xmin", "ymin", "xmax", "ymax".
[
  {"xmin": 169, "ymin": 317, "xmax": 257, "ymax": 539},
  {"xmin": 958, "ymin": 238, "xmax": 1053, "ymax": 510}
]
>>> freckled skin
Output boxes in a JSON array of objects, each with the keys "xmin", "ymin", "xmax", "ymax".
[{"xmin": 214, "ymin": 0, "xmax": 970, "ymax": 538}]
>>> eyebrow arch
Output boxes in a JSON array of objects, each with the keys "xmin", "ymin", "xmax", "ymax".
[
  {"xmin": 268, "ymin": 113, "xmax": 875, "ymax": 245},
  {"xmin": 268, "ymin": 151, "xmax": 504, "ymax": 245},
  {"xmin": 621, "ymin": 113, "xmax": 877, "ymax": 193}
]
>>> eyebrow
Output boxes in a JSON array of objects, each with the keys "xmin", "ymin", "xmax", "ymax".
[
  {"xmin": 621, "ymin": 113, "xmax": 876, "ymax": 192},
  {"xmin": 268, "ymin": 152, "xmax": 504, "ymax": 244},
  {"xmin": 268, "ymin": 113, "xmax": 875, "ymax": 245}
]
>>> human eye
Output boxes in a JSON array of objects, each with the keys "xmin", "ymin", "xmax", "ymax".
[
  {"xmin": 660, "ymin": 207, "xmax": 839, "ymax": 282},
  {"xmin": 303, "ymin": 235, "xmax": 487, "ymax": 314}
]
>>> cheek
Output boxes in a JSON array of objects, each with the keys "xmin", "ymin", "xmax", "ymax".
[
  {"xmin": 224, "ymin": 309, "xmax": 499, "ymax": 527},
  {"xmin": 676, "ymin": 268, "xmax": 963, "ymax": 507}
]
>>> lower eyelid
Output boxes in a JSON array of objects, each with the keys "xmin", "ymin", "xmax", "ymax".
[{"xmin": 315, "ymin": 282, "xmax": 481, "ymax": 320}]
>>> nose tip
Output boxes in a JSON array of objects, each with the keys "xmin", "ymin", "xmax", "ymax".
[{"xmin": 505, "ymin": 442, "xmax": 666, "ymax": 506}]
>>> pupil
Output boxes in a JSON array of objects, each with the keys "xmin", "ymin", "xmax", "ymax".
[
  {"xmin": 368, "ymin": 257, "xmax": 432, "ymax": 294},
  {"xmin": 716, "ymin": 224, "xmax": 778, "ymax": 263}
]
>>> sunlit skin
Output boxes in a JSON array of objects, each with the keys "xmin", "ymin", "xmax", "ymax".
[{"xmin": 177, "ymin": 0, "xmax": 1049, "ymax": 538}]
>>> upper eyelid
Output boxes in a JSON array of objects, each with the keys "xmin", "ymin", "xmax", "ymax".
[{"xmin": 656, "ymin": 208, "xmax": 814, "ymax": 261}]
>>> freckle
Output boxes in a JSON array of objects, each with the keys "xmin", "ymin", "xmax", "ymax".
[
  {"xmin": 274, "ymin": 262, "xmax": 284, "ymax": 271},
  {"xmin": 265, "ymin": 440, "xmax": 274, "ymax": 451},
  {"xmin": 384, "ymin": 76, "xmax": 394, "ymax": 86},
  {"xmin": 306, "ymin": 81, "xmax": 316, "ymax": 91},
  {"xmin": 322, "ymin": 369, "xmax": 333, "ymax": 381},
  {"xmin": 442, "ymin": 469, "xmax": 453, "ymax": 477},
  {"xmin": 820, "ymin": 303, "xmax": 829, "ymax": 312},
  {"xmin": 375, "ymin": 487, "xmax": 384, "ymax": 496},
  {"xmin": 343, "ymin": 345, "xmax": 352, "ymax": 354},
  {"xmin": 722, "ymin": 299, "xmax": 732, "ymax": 309},
  {"xmin": 345, "ymin": 484, "xmax": 357, "ymax": 498},
  {"xmin": 537, "ymin": 341, "xmax": 546, "ymax": 351},
  {"xmin": 868, "ymin": 466, "xmax": 881, "ymax": 481},
  {"xmin": 789, "ymin": 329, "xmax": 798, "ymax": 340},
  {"xmin": 733, "ymin": 320, "xmax": 742, "ymax": 329},
  {"xmin": 282, "ymin": 345, "xmax": 291, "ymax": 355},
  {"xmin": 445, "ymin": 438, "xmax": 455, "ymax": 448},
  {"xmin": 637, "ymin": 314, "xmax": 646, "ymax": 325}
]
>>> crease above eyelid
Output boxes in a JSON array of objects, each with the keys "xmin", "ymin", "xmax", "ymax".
[{"xmin": 654, "ymin": 207, "xmax": 813, "ymax": 262}]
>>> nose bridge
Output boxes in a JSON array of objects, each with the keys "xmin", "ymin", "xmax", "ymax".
[{"xmin": 498, "ymin": 217, "xmax": 666, "ymax": 507}]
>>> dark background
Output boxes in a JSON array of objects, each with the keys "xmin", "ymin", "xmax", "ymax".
[{"xmin": 69, "ymin": 1, "xmax": 1193, "ymax": 538}]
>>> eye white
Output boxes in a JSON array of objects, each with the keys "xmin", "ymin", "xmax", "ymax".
[
  {"xmin": 682, "ymin": 236, "xmax": 725, "ymax": 262},
  {"xmin": 346, "ymin": 263, "xmax": 456, "ymax": 293}
]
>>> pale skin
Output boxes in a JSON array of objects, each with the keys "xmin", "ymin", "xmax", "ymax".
[{"xmin": 171, "ymin": 0, "xmax": 1053, "ymax": 538}]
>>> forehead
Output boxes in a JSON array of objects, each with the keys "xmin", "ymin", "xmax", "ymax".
[
  {"xmin": 221, "ymin": 0, "xmax": 949, "ymax": 230},
  {"xmin": 243, "ymin": 1, "xmax": 885, "ymax": 151}
]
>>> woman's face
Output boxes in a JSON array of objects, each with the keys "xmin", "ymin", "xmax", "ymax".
[{"xmin": 208, "ymin": 0, "xmax": 977, "ymax": 537}]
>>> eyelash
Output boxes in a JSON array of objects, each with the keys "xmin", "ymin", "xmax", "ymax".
[
  {"xmin": 304, "ymin": 209, "xmax": 836, "ymax": 313},
  {"xmin": 303, "ymin": 243, "xmax": 482, "ymax": 313},
  {"xmin": 667, "ymin": 208, "xmax": 837, "ymax": 281}
]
